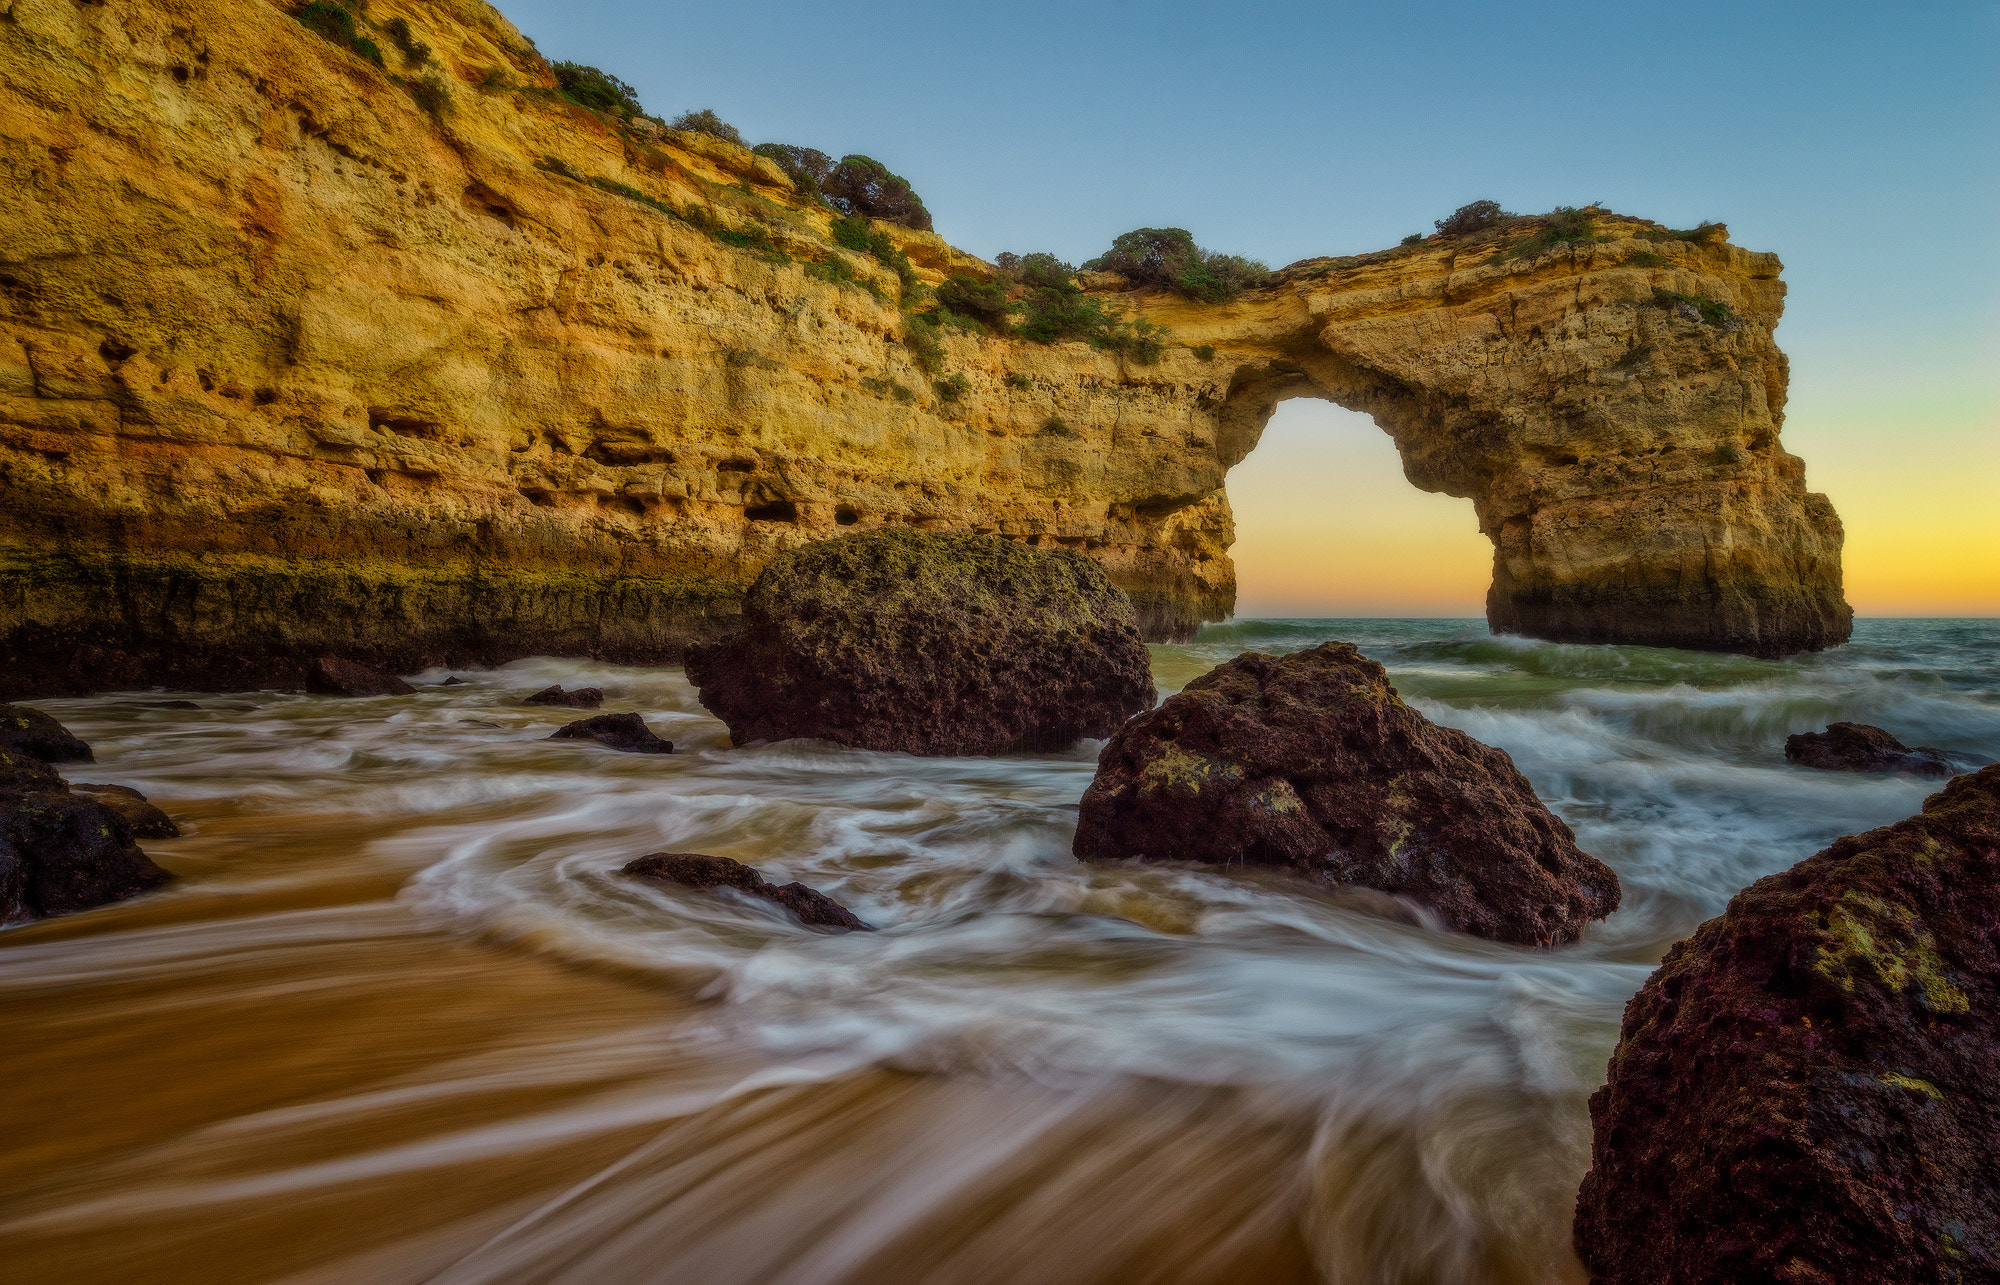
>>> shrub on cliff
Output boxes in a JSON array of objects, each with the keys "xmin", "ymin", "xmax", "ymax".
[
  {"xmin": 822, "ymin": 156, "xmax": 933, "ymax": 232},
  {"xmin": 1434, "ymin": 199, "xmax": 1512, "ymax": 237},
  {"xmin": 1081, "ymin": 228, "xmax": 1272, "ymax": 303},
  {"xmin": 998, "ymin": 252, "xmax": 1166, "ymax": 362},
  {"xmin": 830, "ymin": 216, "xmax": 920, "ymax": 295},
  {"xmin": 294, "ymin": 2, "xmax": 384, "ymax": 67},
  {"xmin": 553, "ymin": 61, "xmax": 645, "ymax": 119},
  {"xmin": 934, "ymin": 274, "xmax": 1011, "ymax": 328},
  {"xmin": 671, "ymin": 108, "xmax": 743, "ymax": 145},
  {"xmin": 382, "ymin": 16, "xmax": 429, "ymax": 65},
  {"xmin": 1499, "ymin": 206, "xmax": 1602, "ymax": 260}
]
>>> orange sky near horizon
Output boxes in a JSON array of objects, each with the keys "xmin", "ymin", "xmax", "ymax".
[{"xmin": 1226, "ymin": 399, "xmax": 2000, "ymax": 621}]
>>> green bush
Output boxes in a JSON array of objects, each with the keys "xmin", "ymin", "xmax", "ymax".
[
  {"xmin": 1081, "ymin": 227, "xmax": 1271, "ymax": 303},
  {"xmin": 823, "ymin": 155, "xmax": 932, "ymax": 231},
  {"xmin": 1653, "ymin": 288, "xmax": 1735, "ymax": 327},
  {"xmin": 902, "ymin": 312, "xmax": 945, "ymax": 373},
  {"xmin": 935, "ymin": 274, "xmax": 1011, "ymax": 327},
  {"xmin": 553, "ymin": 62, "xmax": 644, "ymax": 118},
  {"xmin": 996, "ymin": 251, "xmax": 1166, "ymax": 362},
  {"xmin": 1004, "ymin": 372, "xmax": 1034, "ymax": 389},
  {"xmin": 829, "ymin": 216, "xmax": 919, "ymax": 295},
  {"xmin": 1500, "ymin": 206, "xmax": 1601, "ymax": 260},
  {"xmin": 933, "ymin": 373, "xmax": 971, "ymax": 403},
  {"xmin": 1434, "ymin": 199, "xmax": 1512, "ymax": 237},
  {"xmin": 295, "ymin": 2, "xmax": 384, "ymax": 67},
  {"xmin": 671, "ymin": 109, "xmax": 743, "ymax": 145},
  {"xmin": 753, "ymin": 144, "xmax": 833, "ymax": 203},
  {"xmin": 1400, "ymin": 233, "xmax": 1425, "ymax": 246},
  {"xmin": 1627, "ymin": 251, "xmax": 1669, "ymax": 268},
  {"xmin": 1192, "ymin": 344, "xmax": 1216, "ymax": 361},
  {"xmin": 382, "ymin": 16, "xmax": 429, "ymax": 64}
]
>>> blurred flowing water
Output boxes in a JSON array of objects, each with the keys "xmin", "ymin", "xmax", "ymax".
[{"xmin": 3, "ymin": 620, "xmax": 1995, "ymax": 1283}]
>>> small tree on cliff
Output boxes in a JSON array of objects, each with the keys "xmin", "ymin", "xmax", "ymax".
[
  {"xmin": 553, "ymin": 62, "xmax": 645, "ymax": 119},
  {"xmin": 753, "ymin": 144, "xmax": 834, "ymax": 204},
  {"xmin": 1434, "ymin": 200, "xmax": 1513, "ymax": 237},
  {"xmin": 671, "ymin": 108, "xmax": 743, "ymax": 145},
  {"xmin": 1082, "ymin": 228, "xmax": 1271, "ymax": 303},
  {"xmin": 822, "ymin": 156, "xmax": 933, "ymax": 232}
]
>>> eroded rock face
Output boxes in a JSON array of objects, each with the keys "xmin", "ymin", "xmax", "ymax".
[
  {"xmin": 1, "ymin": 750, "xmax": 171, "ymax": 924},
  {"xmin": 622, "ymin": 852, "xmax": 870, "ymax": 932},
  {"xmin": 1073, "ymin": 642, "xmax": 1619, "ymax": 945},
  {"xmin": 1786, "ymin": 721, "xmax": 1955, "ymax": 777},
  {"xmin": 686, "ymin": 529, "xmax": 1156, "ymax": 755},
  {"xmin": 548, "ymin": 713, "xmax": 673, "ymax": 754},
  {"xmin": 0, "ymin": 704, "xmax": 92, "ymax": 763},
  {"xmin": 1574, "ymin": 765, "xmax": 2000, "ymax": 1284},
  {"xmin": 306, "ymin": 657, "xmax": 414, "ymax": 698},
  {"xmin": 0, "ymin": 0, "xmax": 1849, "ymax": 697}
]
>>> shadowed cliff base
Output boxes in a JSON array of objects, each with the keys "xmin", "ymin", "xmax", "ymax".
[{"xmin": 0, "ymin": 0, "xmax": 1849, "ymax": 694}]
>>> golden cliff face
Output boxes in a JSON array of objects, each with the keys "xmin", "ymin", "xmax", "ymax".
[{"xmin": 0, "ymin": 0, "xmax": 1849, "ymax": 695}]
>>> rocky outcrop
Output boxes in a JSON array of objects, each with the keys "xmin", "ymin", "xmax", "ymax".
[
  {"xmin": 1574, "ymin": 765, "xmax": 2000, "ymax": 1283},
  {"xmin": 0, "ymin": 703, "xmax": 92, "ymax": 762},
  {"xmin": 547, "ymin": 712, "xmax": 672, "ymax": 754},
  {"xmin": 1, "ymin": 728, "xmax": 171, "ymax": 926},
  {"xmin": 1073, "ymin": 642, "xmax": 1619, "ymax": 945},
  {"xmin": 686, "ymin": 529, "xmax": 1156, "ymax": 755},
  {"xmin": 306, "ymin": 657, "xmax": 414, "ymax": 697},
  {"xmin": 69, "ymin": 782, "xmax": 180, "ymax": 838},
  {"xmin": 0, "ymin": 0, "xmax": 1849, "ymax": 697},
  {"xmin": 622, "ymin": 852, "xmax": 870, "ymax": 931},
  {"xmin": 1786, "ymin": 722, "xmax": 1955, "ymax": 777},
  {"xmin": 525, "ymin": 685, "xmax": 602, "ymax": 708}
]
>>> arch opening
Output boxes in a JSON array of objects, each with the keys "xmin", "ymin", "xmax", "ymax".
[{"xmin": 1224, "ymin": 398, "xmax": 1491, "ymax": 620}]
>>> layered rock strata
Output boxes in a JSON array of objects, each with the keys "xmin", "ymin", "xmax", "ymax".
[
  {"xmin": 686, "ymin": 529, "xmax": 1156, "ymax": 755},
  {"xmin": 0, "ymin": 0, "xmax": 1849, "ymax": 696},
  {"xmin": 1073, "ymin": 642, "xmax": 1621, "ymax": 946},
  {"xmin": 1574, "ymin": 765, "xmax": 2000, "ymax": 1283}
]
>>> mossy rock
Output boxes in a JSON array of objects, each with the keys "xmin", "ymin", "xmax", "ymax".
[
  {"xmin": 1575, "ymin": 763, "xmax": 2000, "ymax": 1282},
  {"xmin": 684, "ymin": 529, "xmax": 1156, "ymax": 755}
]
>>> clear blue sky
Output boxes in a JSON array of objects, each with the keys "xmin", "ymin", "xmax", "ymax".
[{"xmin": 505, "ymin": 0, "xmax": 2000, "ymax": 613}]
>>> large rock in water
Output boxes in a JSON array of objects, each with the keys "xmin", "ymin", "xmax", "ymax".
[
  {"xmin": 622, "ymin": 852, "xmax": 871, "ymax": 932},
  {"xmin": 685, "ymin": 529, "xmax": 1156, "ymax": 755},
  {"xmin": 1786, "ymin": 721, "xmax": 1955, "ymax": 777},
  {"xmin": 0, "ymin": 703, "xmax": 93, "ymax": 762},
  {"xmin": 1574, "ymin": 764, "xmax": 2000, "ymax": 1283},
  {"xmin": 1073, "ymin": 642, "xmax": 1619, "ymax": 945}
]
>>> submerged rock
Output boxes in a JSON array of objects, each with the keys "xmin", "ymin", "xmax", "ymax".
[
  {"xmin": 1575, "ymin": 764, "xmax": 2000, "ymax": 1283},
  {"xmin": 69, "ymin": 783, "xmax": 180, "ymax": 839},
  {"xmin": 1073, "ymin": 642, "xmax": 1619, "ymax": 946},
  {"xmin": 1786, "ymin": 721, "xmax": 1954, "ymax": 777},
  {"xmin": 441, "ymin": 677, "xmax": 469, "ymax": 687},
  {"xmin": 525, "ymin": 684, "xmax": 603, "ymax": 708},
  {"xmin": 0, "ymin": 704, "xmax": 93, "ymax": 763},
  {"xmin": 622, "ymin": 852, "xmax": 871, "ymax": 932},
  {"xmin": 306, "ymin": 657, "xmax": 415, "ymax": 697},
  {"xmin": 548, "ymin": 713, "xmax": 673, "ymax": 754},
  {"xmin": 685, "ymin": 528, "xmax": 1156, "ymax": 755},
  {"xmin": 0, "ymin": 776, "xmax": 171, "ymax": 925}
]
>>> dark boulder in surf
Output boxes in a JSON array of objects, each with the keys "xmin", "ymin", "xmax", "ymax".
[
  {"xmin": 306, "ymin": 656, "xmax": 414, "ymax": 697},
  {"xmin": 548, "ymin": 712, "xmax": 673, "ymax": 754},
  {"xmin": 1072, "ymin": 641, "xmax": 1619, "ymax": 946},
  {"xmin": 0, "ymin": 703, "xmax": 93, "ymax": 763},
  {"xmin": 622, "ymin": 852, "xmax": 871, "ymax": 932},
  {"xmin": 1574, "ymin": 764, "xmax": 2000, "ymax": 1284},
  {"xmin": 69, "ymin": 783, "xmax": 181, "ymax": 839},
  {"xmin": 524, "ymin": 684, "xmax": 602, "ymax": 708},
  {"xmin": 1786, "ymin": 721, "xmax": 1954, "ymax": 778},
  {"xmin": 0, "ymin": 775, "xmax": 172, "ymax": 925},
  {"xmin": 684, "ymin": 528, "xmax": 1156, "ymax": 756}
]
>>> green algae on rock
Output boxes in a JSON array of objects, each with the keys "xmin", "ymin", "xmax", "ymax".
[
  {"xmin": 1574, "ymin": 763, "xmax": 2000, "ymax": 1283},
  {"xmin": 685, "ymin": 528, "xmax": 1156, "ymax": 755}
]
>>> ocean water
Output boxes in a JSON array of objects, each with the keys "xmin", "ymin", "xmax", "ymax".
[{"xmin": 2, "ymin": 619, "xmax": 1995, "ymax": 1283}]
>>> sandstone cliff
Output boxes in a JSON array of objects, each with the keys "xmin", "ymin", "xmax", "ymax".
[{"xmin": 0, "ymin": 0, "xmax": 1850, "ymax": 695}]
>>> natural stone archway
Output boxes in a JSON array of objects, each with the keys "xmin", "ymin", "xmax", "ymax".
[{"xmin": 0, "ymin": 0, "xmax": 1849, "ymax": 696}]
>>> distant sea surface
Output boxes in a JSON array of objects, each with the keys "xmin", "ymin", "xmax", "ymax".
[{"xmin": 4, "ymin": 619, "xmax": 1995, "ymax": 1283}]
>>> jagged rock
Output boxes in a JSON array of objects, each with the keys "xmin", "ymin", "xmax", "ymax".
[
  {"xmin": 686, "ymin": 529, "xmax": 1156, "ymax": 756},
  {"xmin": 441, "ymin": 677, "xmax": 468, "ymax": 686},
  {"xmin": 548, "ymin": 712, "xmax": 672, "ymax": 754},
  {"xmin": 524, "ymin": 684, "xmax": 603, "ymax": 708},
  {"xmin": 622, "ymin": 852, "xmax": 871, "ymax": 932},
  {"xmin": 0, "ymin": 785, "xmax": 172, "ymax": 924},
  {"xmin": 1786, "ymin": 721, "xmax": 1954, "ymax": 777},
  {"xmin": 1574, "ymin": 764, "xmax": 2000, "ymax": 1284},
  {"xmin": 0, "ymin": 704, "xmax": 93, "ymax": 763},
  {"xmin": 306, "ymin": 657, "xmax": 414, "ymax": 697},
  {"xmin": 1073, "ymin": 642, "xmax": 1619, "ymax": 945},
  {"xmin": 69, "ymin": 783, "xmax": 180, "ymax": 839}
]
